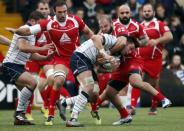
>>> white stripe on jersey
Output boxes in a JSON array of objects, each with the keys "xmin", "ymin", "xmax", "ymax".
[
  {"xmin": 75, "ymin": 34, "xmax": 117, "ymax": 64},
  {"xmin": 3, "ymin": 25, "xmax": 35, "ymax": 65}
]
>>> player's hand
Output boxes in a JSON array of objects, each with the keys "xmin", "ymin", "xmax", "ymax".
[
  {"xmin": 45, "ymin": 50, "xmax": 55, "ymax": 60},
  {"xmin": 116, "ymin": 36, "xmax": 127, "ymax": 47},
  {"xmin": 40, "ymin": 43, "xmax": 55, "ymax": 52},
  {"xmin": 5, "ymin": 27, "xmax": 16, "ymax": 34},
  {"xmin": 148, "ymin": 39, "xmax": 159, "ymax": 46},
  {"xmin": 96, "ymin": 54, "xmax": 107, "ymax": 64}
]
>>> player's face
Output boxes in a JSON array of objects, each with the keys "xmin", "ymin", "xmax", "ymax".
[
  {"xmin": 55, "ymin": 5, "xmax": 68, "ymax": 22},
  {"xmin": 99, "ymin": 19, "xmax": 112, "ymax": 34},
  {"xmin": 142, "ymin": 5, "xmax": 154, "ymax": 21},
  {"xmin": 37, "ymin": 3, "xmax": 50, "ymax": 19},
  {"xmin": 118, "ymin": 7, "xmax": 131, "ymax": 25}
]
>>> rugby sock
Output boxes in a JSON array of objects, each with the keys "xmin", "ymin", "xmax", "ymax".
[
  {"xmin": 118, "ymin": 106, "xmax": 129, "ymax": 118},
  {"xmin": 90, "ymin": 102, "xmax": 98, "ymax": 112},
  {"xmin": 71, "ymin": 91, "xmax": 89, "ymax": 119},
  {"xmin": 16, "ymin": 87, "xmax": 34, "ymax": 113},
  {"xmin": 48, "ymin": 88, "xmax": 60, "ymax": 116},
  {"xmin": 96, "ymin": 97, "xmax": 103, "ymax": 106},
  {"xmin": 40, "ymin": 85, "xmax": 52, "ymax": 109},
  {"xmin": 131, "ymin": 87, "xmax": 141, "ymax": 107},
  {"xmin": 26, "ymin": 95, "xmax": 34, "ymax": 114},
  {"xmin": 154, "ymin": 92, "xmax": 165, "ymax": 101},
  {"xmin": 151, "ymin": 87, "xmax": 161, "ymax": 109},
  {"xmin": 65, "ymin": 96, "xmax": 78, "ymax": 105},
  {"xmin": 60, "ymin": 87, "xmax": 71, "ymax": 97}
]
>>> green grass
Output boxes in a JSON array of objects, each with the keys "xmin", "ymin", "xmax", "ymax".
[{"xmin": 0, "ymin": 107, "xmax": 183, "ymax": 131}]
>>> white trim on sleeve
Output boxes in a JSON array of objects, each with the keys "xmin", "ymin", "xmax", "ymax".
[{"xmin": 29, "ymin": 24, "xmax": 41, "ymax": 35}]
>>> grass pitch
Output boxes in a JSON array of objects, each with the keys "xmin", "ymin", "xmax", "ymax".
[{"xmin": 0, "ymin": 107, "xmax": 183, "ymax": 131}]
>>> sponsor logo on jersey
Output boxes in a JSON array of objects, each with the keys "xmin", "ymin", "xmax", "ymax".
[
  {"xmin": 60, "ymin": 33, "xmax": 71, "ymax": 43},
  {"xmin": 37, "ymin": 33, "xmax": 47, "ymax": 44}
]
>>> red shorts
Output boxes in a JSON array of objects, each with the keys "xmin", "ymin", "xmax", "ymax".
[
  {"xmin": 66, "ymin": 68, "xmax": 75, "ymax": 83},
  {"xmin": 111, "ymin": 58, "xmax": 143, "ymax": 84},
  {"xmin": 53, "ymin": 55, "xmax": 70, "ymax": 68},
  {"xmin": 143, "ymin": 57, "xmax": 162, "ymax": 79},
  {"xmin": 39, "ymin": 62, "xmax": 75, "ymax": 83},
  {"xmin": 25, "ymin": 59, "xmax": 54, "ymax": 73},
  {"xmin": 39, "ymin": 70, "xmax": 46, "ymax": 78},
  {"xmin": 98, "ymin": 73, "xmax": 112, "ymax": 94}
]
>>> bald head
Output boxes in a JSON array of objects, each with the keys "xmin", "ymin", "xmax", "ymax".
[
  {"xmin": 118, "ymin": 4, "xmax": 131, "ymax": 25},
  {"xmin": 119, "ymin": 4, "xmax": 131, "ymax": 13}
]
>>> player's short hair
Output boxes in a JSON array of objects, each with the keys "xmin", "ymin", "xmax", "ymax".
[
  {"xmin": 53, "ymin": 0, "xmax": 67, "ymax": 11},
  {"xmin": 142, "ymin": 2, "xmax": 154, "ymax": 12},
  {"xmin": 28, "ymin": 11, "xmax": 45, "ymax": 21},
  {"xmin": 36, "ymin": 0, "xmax": 49, "ymax": 9},
  {"xmin": 98, "ymin": 15, "xmax": 112, "ymax": 23}
]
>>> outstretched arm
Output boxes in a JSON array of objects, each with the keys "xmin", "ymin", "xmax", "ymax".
[
  {"xmin": 5, "ymin": 24, "xmax": 42, "ymax": 36},
  {"xmin": 17, "ymin": 38, "xmax": 54, "ymax": 53},
  {"xmin": 0, "ymin": 35, "xmax": 11, "ymax": 46}
]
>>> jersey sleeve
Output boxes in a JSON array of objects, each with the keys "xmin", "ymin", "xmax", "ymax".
[
  {"xmin": 159, "ymin": 21, "xmax": 170, "ymax": 35},
  {"xmin": 138, "ymin": 24, "xmax": 146, "ymax": 38},
  {"xmin": 103, "ymin": 34, "xmax": 117, "ymax": 49},
  {"xmin": 74, "ymin": 15, "xmax": 85, "ymax": 31}
]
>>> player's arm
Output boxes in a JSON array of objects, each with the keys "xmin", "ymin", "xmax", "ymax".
[
  {"xmin": 6, "ymin": 24, "xmax": 42, "ymax": 36},
  {"xmin": 0, "ymin": 35, "xmax": 11, "ymax": 46},
  {"xmin": 30, "ymin": 51, "xmax": 54, "ymax": 61},
  {"xmin": 17, "ymin": 38, "xmax": 54, "ymax": 53},
  {"xmin": 136, "ymin": 24, "xmax": 148, "ymax": 47},
  {"xmin": 110, "ymin": 35, "xmax": 127, "ymax": 55},
  {"xmin": 92, "ymin": 34, "xmax": 117, "ymax": 63},
  {"xmin": 156, "ymin": 31, "xmax": 173, "ymax": 45},
  {"xmin": 149, "ymin": 22, "xmax": 173, "ymax": 46},
  {"xmin": 82, "ymin": 25, "xmax": 94, "ymax": 39}
]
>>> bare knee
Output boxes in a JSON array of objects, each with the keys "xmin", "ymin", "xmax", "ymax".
[
  {"xmin": 27, "ymin": 79, "xmax": 37, "ymax": 90},
  {"xmin": 54, "ymin": 76, "xmax": 65, "ymax": 89}
]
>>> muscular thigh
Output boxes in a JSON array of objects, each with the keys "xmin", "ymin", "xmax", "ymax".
[{"xmin": 16, "ymin": 71, "xmax": 36, "ymax": 88}]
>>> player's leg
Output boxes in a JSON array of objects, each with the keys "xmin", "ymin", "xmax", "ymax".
[
  {"xmin": 67, "ymin": 70, "xmax": 98, "ymax": 127},
  {"xmin": 45, "ymin": 64, "xmax": 68, "ymax": 125},
  {"xmin": 146, "ymin": 76, "xmax": 160, "ymax": 115},
  {"xmin": 129, "ymin": 72, "xmax": 171, "ymax": 110},
  {"xmin": 106, "ymin": 80, "xmax": 132, "ymax": 126},
  {"xmin": 15, "ymin": 71, "xmax": 37, "ymax": 125}
]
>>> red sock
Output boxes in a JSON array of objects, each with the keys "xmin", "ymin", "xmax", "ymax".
[
  {"xmin": 60, "ymin": 87, "xmax": 71, "ymax": 97},
  {"xmin": 131, "ymin": 87, "xmax": 141, "ymax": 107},
  {"xmin": 151, "ymin": 87, "xmax": 160, "ymax": 109},
  {"xmin": 118, "ymin": 107, "xmax": 129, "ymax": 118},
  {"xmin": 154, "ymin": 92, "xmax": 165, "ymax": 101},
  {"xmin": 40, "ymin": 85, "xmax": 52, "ymax": 109},
  {"xmin": 26, "ymin": 95, "xmax": 34, "ymax": 114},
  {"xmin": 90, "ymin": 102, "xmax": 98, "ymax": 112},
  {"xmin": 48, "ymin": 88, "xmax": 60, "ymax": 116},
  {"xmin": 96, "ymin": 97, "xmax": 103, "ymax": 106}
]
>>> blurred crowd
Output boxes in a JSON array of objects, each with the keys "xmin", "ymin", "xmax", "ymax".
[{"xmin": 2, "ymin": 0, "xmax": 184, "ymax": 84}]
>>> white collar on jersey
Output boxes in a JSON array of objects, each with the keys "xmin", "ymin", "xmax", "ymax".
[
  {"xmin": 53, "ymin": 15, "xmax": 68, "ymax": 26},
  {"xmin": 143, "ymin": 17, "xmax": 157, "ymax": 25}
]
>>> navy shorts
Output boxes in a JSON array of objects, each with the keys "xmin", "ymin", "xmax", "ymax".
[
  {"xmin": 0, "ymin": 62, "xmax": 25, "ymax": 84},
  {"xmin": 70, "ymin": 52, "xmax": 98, "ymax": 81}
]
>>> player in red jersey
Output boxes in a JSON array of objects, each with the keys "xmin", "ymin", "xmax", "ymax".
[
  {"xmin": 7, "ymin": 0, "xmax": 94, "ymax": 125},
  {"xmin": 130, "ymin": 3, "xmax": 173, "ymax": 115},
  {"xmin": 92, "ymin": 5, "xmax": 171, "ymax": 126},
  {"xmin": 91, "ymin": 5, "xmax": 146, "ymax": 122},
  {"xmin": 23, "ymin": 0, "xmax": 53, "ymax": 120}
]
